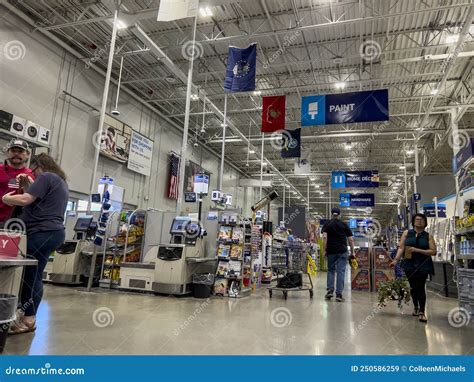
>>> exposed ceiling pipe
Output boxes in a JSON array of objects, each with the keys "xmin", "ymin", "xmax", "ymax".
[
  {"xmin": 0, "ymin": 0, "xmax": 248, "ymax": 179},
  {"xmin": 129, "ymin": 24, "xmax": 308, "ymax": 202}
]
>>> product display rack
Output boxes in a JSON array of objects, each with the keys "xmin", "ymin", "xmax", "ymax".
[
  {"xmin": 213, "ymin": 218, "xmax": 252, "ymax": 298},
  {"xmin": 99, "ymin": 209, "xmax": 145, "ymax": 288},
  {"xmin": 271, "ymin": 237, "xmax": 288, "ymax": 280}
]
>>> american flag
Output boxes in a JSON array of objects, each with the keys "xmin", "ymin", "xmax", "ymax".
[{"xmin": 168, "ymin": 153, "xmax": 180, "ymax": 199}]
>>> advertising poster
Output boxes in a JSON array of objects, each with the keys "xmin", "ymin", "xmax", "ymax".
[
  {"xmin": 100, "ymin": 115, "xmax": 131, "ymax": 163},
  {"xmin": 127, "ymin": 130, "xmax": 154, "ymax": 176}
]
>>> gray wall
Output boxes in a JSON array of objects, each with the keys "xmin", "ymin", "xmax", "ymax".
[
  {"xmin": 0, "ymin": 14, "xmax": 255, "ymax": 214},
  {"xmin": 416, "ymin": 175, "xmax": 456, "ymax": 206}
]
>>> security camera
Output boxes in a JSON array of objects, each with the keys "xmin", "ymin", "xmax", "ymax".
[{"xmin": 111, "ymin": 110, "xmax": 120, "ymax": 116}]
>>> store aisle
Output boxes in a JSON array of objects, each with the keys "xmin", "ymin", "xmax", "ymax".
[{"xmin": 5, "ymin": 274, "xmax": 473, "ymax": 355}]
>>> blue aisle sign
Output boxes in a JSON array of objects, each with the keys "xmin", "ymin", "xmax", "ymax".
[
  {"xmin": 332, "ymin": 170, "xmax": 379, "ymax": 188},
  {"xmin": 423, "ymin": 204, "xmax": 447, "ymax": 218},
  {"xmin": 413, "ymin": 193, "xmax": 421, "ymax": 202},
  {"xmin": 301, "ymin": 89, "xmax": 389, "ymax": 127},
  {"xmin": 349, "ymin": 218, "xmax": 357, "ymax": 229},
  {"xmin": 453, "ymin": 138, "xmax": 474, "ymax": 174},
  {"xmin": 349, "ymin": 218, "xmax": 371, "ymax": 229},
  {"xmin": 340, "ymin": 193, "xmax": 375, "ymax": 207}
]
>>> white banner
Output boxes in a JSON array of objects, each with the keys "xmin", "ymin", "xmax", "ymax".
[
  {"xmin": 157, "ymin": 0, "xmax": 199, "ymax": 21},
  {"xmin": 127, "ymin": 130, "xmax": 154, "ymax": 176}
]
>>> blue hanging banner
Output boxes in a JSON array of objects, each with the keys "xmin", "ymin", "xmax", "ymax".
[
  {"xmin": 332, "ymin": 171, "xmax": 379, "ymax": 188},
  {"xmin": 301, "ymin": 89, "xmax": 389, "ymax": 126},
  {"xmin": 340, "ymin": 193, "xmax": 375, "ymax": 207},
  {"xmin": 223, "ymin": 43, "xmax": 257, "ymax": 93},
  {"xmin": 453, "ymin": 138, "xmax": 474, "ymax": 174}
]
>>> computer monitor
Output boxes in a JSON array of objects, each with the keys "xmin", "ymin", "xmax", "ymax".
[
  {"xmin": 73, "ymin": 216, "xmax": 93, "ymax": 232},
  {"xmin": 170, "ymin": 216, "xmax": 191, "ymax": 235}
]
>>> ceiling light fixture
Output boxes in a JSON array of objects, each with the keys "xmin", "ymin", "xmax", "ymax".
[
  {"xmin": 116, "ymin": 19, "xmax": 127, "ymax": 29},
  {"xmin": 400, "ymin": 165, "xmax": 406, "ymax": 169},
  {"xmin": 249, "ymin": 149, "xmax": 255, "ymax": 154},
  {"xmin": 347, "ymin": 161, "xmax": 354, "ymax": 166},
  {"xmin": 344, "ymin": 142, "xmax": 352, "ymax": 150},
  {"xmin": 314, "ymin": 185, "xmax": 320, "ymax": 188},
  {"xmin": 199, "ymin": 6, "xmax": 213, "ymax": 17},
  {"xmin": 445, "ymin": 34, "xmax": 459, "ymax": 44},
  {"xmin": 252, "ymin": 90, "xmax": 262, "ymax": 96},
  {"xmin": 262, "ymin": 162, "xmax": 267, "ymax": 166},
  {"xmin": 406, "ymin": 149, "xmax": 414, "ymax": 155},
  {"xmin": 191, "ymin": 94, "xmax": 199, "ymax": 101},
  {"xmin": 430, "ymin": 88, "xmax": 439, "ymax": 95},
  {"xmin": 335, "ymin": 82, "xmax": 346, "ymax": 90}
]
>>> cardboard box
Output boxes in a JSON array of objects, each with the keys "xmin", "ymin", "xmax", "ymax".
[
  {"xmin": 351, "ymin": 269, "xmax": 370, "ymax": 291},
  {"xmin": 373, "ymin": 247, "xmax": 391, "ymax": 270},
  {"xmin": 354, "ymin": 247, "xmax": 370, "ymax": 268}
]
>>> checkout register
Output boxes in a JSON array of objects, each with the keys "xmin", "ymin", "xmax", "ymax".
[{"xmin": 120, "ymin": 216, "xmax": 216, "ymax": 295}]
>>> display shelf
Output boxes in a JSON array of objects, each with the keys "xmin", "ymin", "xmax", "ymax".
[
  {"xmin": 0, "ymin": 129, "xmax": 52, "ymax": 149},
  {"xmin": 455, "ymin": 227, "xmax": 474, "ymax": 236},
  {"xmin": 457, "ymin": 254, "xmax": 474, "ymax": 259}
]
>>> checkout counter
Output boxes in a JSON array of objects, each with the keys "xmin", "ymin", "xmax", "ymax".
[
  {"xmin": 46, "ymin": 216, "xmax": 97, "ymax": 285},
  {"xmin": 120, "ymin": 216, "xmax": 217, "ymax": 295}
]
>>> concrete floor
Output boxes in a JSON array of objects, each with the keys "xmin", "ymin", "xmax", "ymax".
[{"xmin": 4, "ymin": 273, "xmax": 473, "ymax": 355}]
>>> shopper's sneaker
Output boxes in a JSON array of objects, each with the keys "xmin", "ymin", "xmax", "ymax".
[
  {"xmin": 412, "ymin": 308, "xmax": 420, "ymax": 316},
  {"xmin": 336, "ymin": 294, "xmax": 345, "ymax": 302},
  {"xmin": 325, "ymin": 291, "xmax": 333, "ymax": 300},
  {"xmin": 419, "ymin": 313, "xmax": 428, "ymax": 323}
]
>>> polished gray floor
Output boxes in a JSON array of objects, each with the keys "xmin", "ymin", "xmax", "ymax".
[{"xmin": 5, "ymin": 273, "xmax": 473, "ymax": 355}]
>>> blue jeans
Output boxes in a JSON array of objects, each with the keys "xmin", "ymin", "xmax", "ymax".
[
  {"xmin": 326, "ymin": 252, "xmax": 348, "ymax": 295},
  {"xmin": 20, "ymin": 230, "xmax": 65, "ymax": 316}
]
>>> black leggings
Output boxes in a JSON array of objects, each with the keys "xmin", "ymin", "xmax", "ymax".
[{"xmin": 405, "ymin": 270, "xmax": 428, "ymax": 313}]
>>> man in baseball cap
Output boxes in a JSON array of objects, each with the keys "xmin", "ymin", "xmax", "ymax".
[
  {"xmin": 321, "ymin": 207, "xmax": 355, "ymax": 302},
  {"xmin": 0, "ymin": 139, "xmax": 34, "ymax": 226}
]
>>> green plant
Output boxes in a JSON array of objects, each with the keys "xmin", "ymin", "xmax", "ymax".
[{"xmin": 377, "ymin": 277, "xmax": 411, "ymax": 310}]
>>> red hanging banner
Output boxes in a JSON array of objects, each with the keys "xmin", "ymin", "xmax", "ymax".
[{"xmin": 261, "ymin": 95, "xmax": 286, "ymax": 132}]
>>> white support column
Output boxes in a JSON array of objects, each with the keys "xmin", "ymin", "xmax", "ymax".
[
  {"xmin": 176, "ymin": 16, "xmax": 198, "ymax": 214},
  {"xmin": 88, "ymin": 5, "xmax": 119, "ymax": 211},
  {"xmin": 218, "ymin": 93, "xmax": 228, "ymax": 191},
  {"xmin": 259, "ymin": 132, "xmax": 264, "ymax": 199}
]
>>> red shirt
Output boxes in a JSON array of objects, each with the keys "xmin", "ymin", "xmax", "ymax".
[{"xmin": 0, "ymin": 162, "xmax": 34, "ymax": 222}]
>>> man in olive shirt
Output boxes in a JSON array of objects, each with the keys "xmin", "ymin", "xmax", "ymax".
[{"xmin": 322, "ymin": 208, "xmax": 355, "ymax": 302}]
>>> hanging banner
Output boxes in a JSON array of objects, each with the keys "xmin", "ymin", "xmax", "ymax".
[
  {"xmin": 157, "ymin": 0, "xmax": 199, "ymax": 21},
  {"xmin": 127, "ymin": 130, "xmax": 154, "ymax": 176},
  {"xmin": 301, "ymin": 89, "xmax": 389, "ymax": 127},
  {"xmin": 452, "ymin": 138, "xmax": 474, "ymax": 174},
  {"xmin": 422, "ymin": 204, "xmax": 447, "ymax": 218},
  {"xmin": 332, "ymin": 170, "xmax": 379, "ymax": 188},
  {"xmin": 280, "ymin": 128, "xmax": 301, "ymax": 158},
  {"xmin": 224, "ymin": 43, "xmax": 257, "ymax": 93},
  {"xmin": 294, "ymin": 149, "xmax": 311, "ymax": 174},
  {"xmin": 340, "ymin": 193, "xmax": 375, "ymax": 207},
  {"xmin": 261, "ymin": 95, "xmax": 286, "ymax": 132}
]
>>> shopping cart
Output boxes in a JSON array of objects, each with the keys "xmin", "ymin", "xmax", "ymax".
[{"xmin": 268, "ymin": 241, "xmax": 314, "ymax": 299}]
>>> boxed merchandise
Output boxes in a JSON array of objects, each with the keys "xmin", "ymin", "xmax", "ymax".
[
  {"xmin": 228, "ymin": 260, "xmax": 242, "ymax": 277},
  {"xmin": 261, "ymin": 267, "xmax": 272, "ymax": 284},
  {"xmin": 354, "ymin": 247, "xmax": 370, "ymax": 269},
  {"xmin": 373, "ymin": 247, "xmax": 391, "ymax": 270},
  {"xmin": 218, "ymin": 226, "xmax": 232, "ymax": 242},
  {"xmin": 216, "ymin": 260, "xmax": 230, "ymax": 276},
  {"xmin": 373, "ymin": 270, "xmax": 394, "ymax": 292},
  {"xmin": 228, "ymin": 279, "xmax": 241, "ymax": 297},
  {"xmin": 351, "ymin": 269, "xmax": 370, "ymax": 291},
  {"xmin": 230, "ymin": 245, "xmax": 243, "ymax": 259},
  {"xmin": 231, "ymin": 227, "xmax": 243, "ymax": 243},
  {"xmin": 217, "ymin": 244, "xmax": 231, "ymax": 258},
  {"xmin": 213, "ymin": 278, "xmax": 228, "ymax": 296},
  {"xmin": 243, "ymin": 266, "xmax": 252, "ymax": 287}
]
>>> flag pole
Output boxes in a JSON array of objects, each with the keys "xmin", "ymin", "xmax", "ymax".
[
  {"xmin": 176, "ymin": 15, "xmax": 198, "ymax": 214},
  {"xmin": 218, "ymin": 93, "xmax": 228, "ymax": 191}
]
